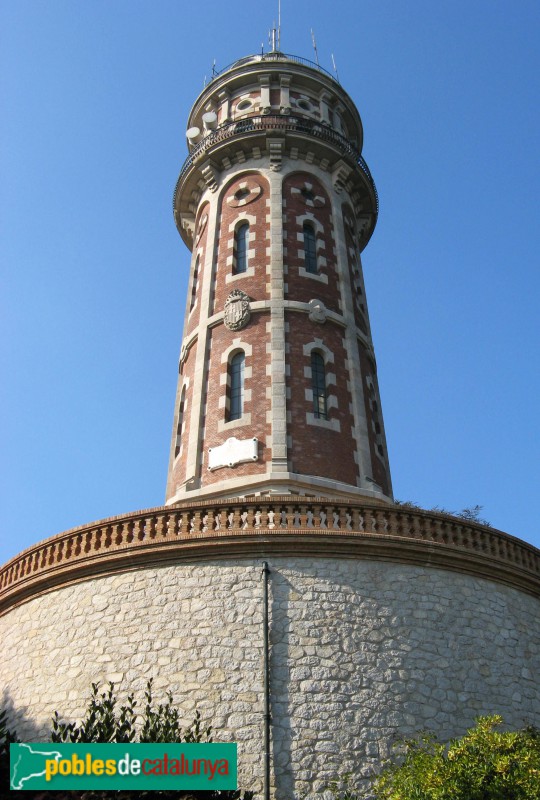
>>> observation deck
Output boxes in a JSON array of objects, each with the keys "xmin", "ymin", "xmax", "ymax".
[
  {"xmin": 173, "ymin": 52, "xmax": 378, "ymax": 249},
  {"xmin": 208, "ymin": 51, "xmax": 341, "ymax": 85}
]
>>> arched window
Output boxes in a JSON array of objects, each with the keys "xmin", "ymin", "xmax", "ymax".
[
  {"xmin": 234, "ymin": 223, "xmax": 249, "ymax": 274},
  {"xmin": 190, "ymin": 256, "xmax": 200, "ymax": 311},
  {"xmin": 311, "ymin": 351, "xmax": 327, "ymax": 419},
  {"xmin": 303, "ymin": 222, "xmax": 317, "ymax": 274},
  {"xmin": 228, "ymin": 351, "xmax": 245, "ymax": 421}
]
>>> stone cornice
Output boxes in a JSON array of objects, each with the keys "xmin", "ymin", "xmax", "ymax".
[
  {"xmin": 173, "ymin": 118, "xmax": 377, "ymax": 250},
  {"xmin": 1, "ymin": 498, "xmax": 539, "ymax": 615}
]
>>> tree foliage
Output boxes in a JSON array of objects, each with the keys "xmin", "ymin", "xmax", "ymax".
[
  {"xmin": 0, "ymin": 707, "xmax": 19, "ymax": 794},
  {"xmin": 372, "ymin": 715, "xmax": 540, "ymax": 800},
  {"xmin": 394, "ymin": 501, "xmax": 492, "ymax": 527}
]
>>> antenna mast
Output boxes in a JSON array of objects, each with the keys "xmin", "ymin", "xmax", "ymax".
[
  {"xmin": 311, "ymin": 28, "xmax": 319, "ymax": 65},
  {"xmin": 269, "ymin": 1, "xmax": 281, "ymax": 53},
  {"xmin": 331, "ymin": 53, "xmax": 340, "ymax": 82},
  {"xmin": 270, "ymin": 24, "xmax": 277, "ymax": 52}
]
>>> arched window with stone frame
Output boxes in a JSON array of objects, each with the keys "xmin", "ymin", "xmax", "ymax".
[
  {"xmin": 174, "ymin": 384, "xmax": 187, "ymax": 458},
  {"xmin": 310, "ymin": 350, "xmax": 328, "ymax": 420},
  {"xmin": 227, "ymin": 350, "xmax": 245, "ymax": 421},
  {"xmin": 190, "ymin": 255, "xmax": 200, "ymax": 312},
  {"xmin": 219, "ymin": 340, "xmax": 253, "ymax": 431},
  {"xmin": 303, "ymin": 340, "xmax": 340, "ymax": 432},
  {"xmin": 234, "ymin": 222, "xmax": 249, "ymax": 275},
  {"xmin": 303, "ymin": 222, "xmax": 318, "ymax": 274},
  {"xmin": 366, "ymin": 359, "xmax": 386, "ymax": 461},
  {"xmin": 295, "ymin": 213, "xmax": 327, "ymax": 284}
]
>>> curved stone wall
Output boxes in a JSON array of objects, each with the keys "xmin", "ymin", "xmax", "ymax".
[{"xmin": 2, "ymin": 555, "xmax": 539, "ymax": 798}]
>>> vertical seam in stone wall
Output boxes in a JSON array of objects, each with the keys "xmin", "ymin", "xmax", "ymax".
[{"xmin": 262, "ymin": 560, "xmax": 271, "ymax": 800}]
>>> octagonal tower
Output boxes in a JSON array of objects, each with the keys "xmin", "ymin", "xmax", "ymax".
[{"xmin": 166, "ymin": 51, "xmax": 392, "ymax": 505}]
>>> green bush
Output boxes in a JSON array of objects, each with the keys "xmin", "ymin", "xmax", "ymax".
[
  {"xmin": 50, "ymin": 679, "xmax": 213, "ymax": 746},
  {"xmin": 0, "ymin": 707, "xmax": 19, "ymax": 794},
  {"xmin": 373, "ymin": 715, "xmax": 540, "ymax": 800},
  {"xmin": 2, "ymin": 680, "xmax": 254, "ymax": 799}
]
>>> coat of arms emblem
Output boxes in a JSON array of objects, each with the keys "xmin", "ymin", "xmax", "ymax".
[{"xmin": 224, "ymin": 289, "xmax": 251, "ymax": 331}]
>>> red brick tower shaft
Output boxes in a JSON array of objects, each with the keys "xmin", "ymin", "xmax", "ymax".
[{"xmin": 166, "ymin": 52, "xmax": 392, "ymax": 505}]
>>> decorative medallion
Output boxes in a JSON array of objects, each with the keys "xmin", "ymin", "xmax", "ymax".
[
  {"xmin": 291, "ymin": 181, "xmax": 326, "ymax": 208},
  {"xmin": 226, "ymin": 178, "xmax": 262, "ymax": 208},
  {"xmin": 224, "ymin": 289, "xmax": 251, "ymax": 331},
  {"xmin": 308, "ymin": 298, "xmax": 327, "ymax": 324}
]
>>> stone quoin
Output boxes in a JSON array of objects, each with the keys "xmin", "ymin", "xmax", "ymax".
[{"xmin": 1, "ymin": 47, "xmax": 539, "ymax": 800}]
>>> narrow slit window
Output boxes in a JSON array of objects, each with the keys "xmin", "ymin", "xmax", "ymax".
[
  {"xmin": 190, "ymin": 256, "xmax": 200, "ymax": 311},
  {"xmin": 175, "ymin": 386, "xmax": 186, "ymax": 457},
  {"xmin": 311, "ymin": 351, "xmax": 327, "ymax": 419},
  {"xmin": 228, "ymin": 351, "xmax": 245, "ymax": 421},
  {"xmin": 235, "ymin": 223, "xmax": 249, "ymax": 274},
  {"xmin": 303, "ymin": 222, "xmax": 317, "ymax": 274}
]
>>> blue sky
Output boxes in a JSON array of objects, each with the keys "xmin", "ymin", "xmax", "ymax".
[{"xmin": 1, "ymin": 0, "xmax": 539, "ymax": 566}]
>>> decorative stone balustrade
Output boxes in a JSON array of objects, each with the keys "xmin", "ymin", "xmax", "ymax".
[{"xmin": 1, "ymin": 497, "xmax": 539, "ymax": 613}]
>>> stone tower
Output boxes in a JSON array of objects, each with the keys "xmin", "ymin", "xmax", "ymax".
[
  {"xmin": 166, "ymin": 50, "xmax": 392, "ymax": 505},
  {"xmin": 1, "ymin": 47, "xmax": 540, "ymax": 800}
]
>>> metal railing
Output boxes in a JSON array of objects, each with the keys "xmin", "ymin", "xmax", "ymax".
[
  {"xmin": 207, "ymin": 52, "xmax": 339, "ymax": 85},
  {"xmin": 173, "ymin": 115, "xmax": 378, "ymax": 212}
]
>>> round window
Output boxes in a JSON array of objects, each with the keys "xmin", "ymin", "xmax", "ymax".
[
  {"xmin": 235, "ymin": 187, "xmax": 250, "ymax": 201},
  {"xmin": 237, "ymin": 99, "xmax": 252, "ymax": 111}
]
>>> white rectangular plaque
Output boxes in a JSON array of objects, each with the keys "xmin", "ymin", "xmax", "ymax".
[{"xmin": 208, "ymin": 436, "xmax": 258, "ymax": 471}]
